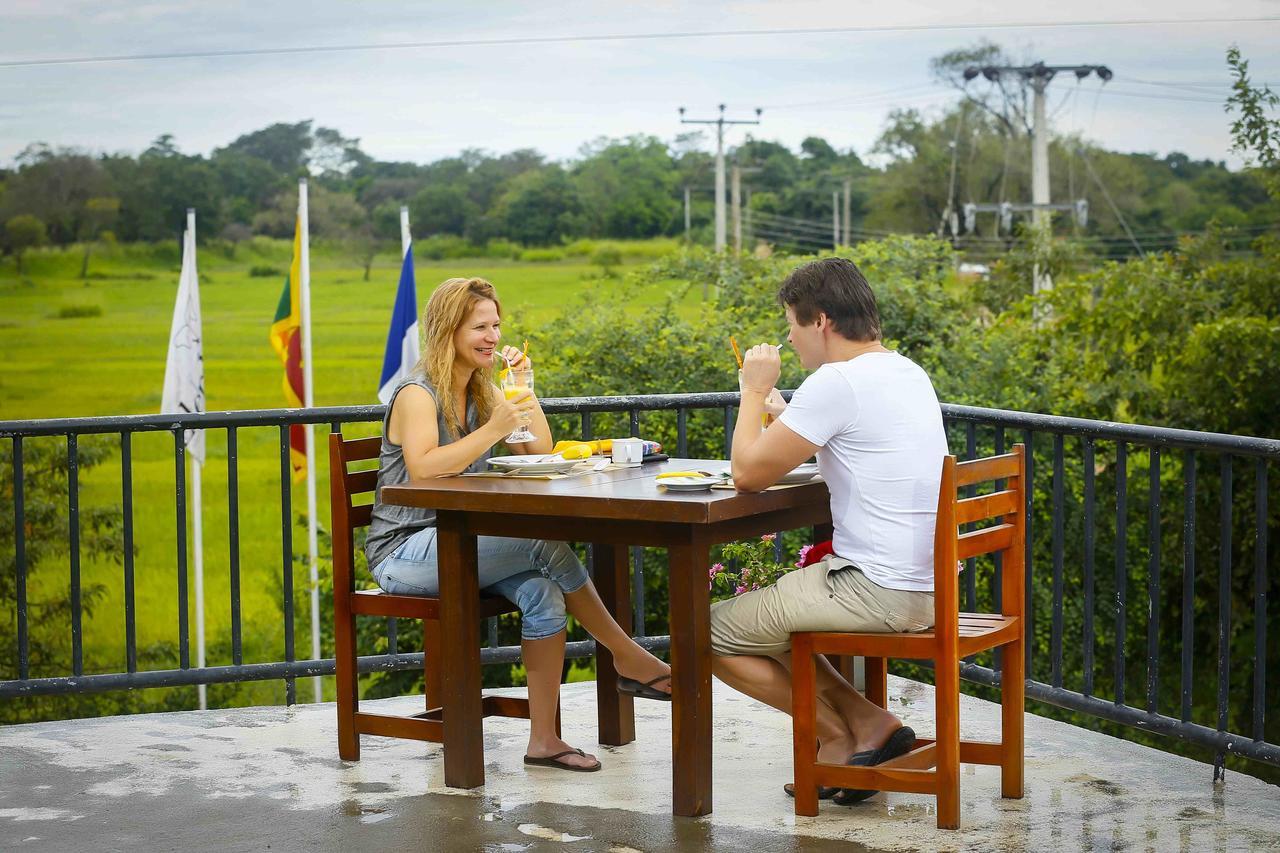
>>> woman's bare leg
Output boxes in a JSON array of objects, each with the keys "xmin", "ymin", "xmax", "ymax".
[
  {"xmin": 564, "ymin": 583, "xmax": 671, "ymax": 694},
  {"xmin": 521, "ymin": 630, "xmax": 597, "ymax": 768}
]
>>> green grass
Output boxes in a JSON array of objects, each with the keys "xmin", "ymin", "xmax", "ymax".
[{"xmin": 1, "ymin": 238, "xmax": 697, "ymax": 713}]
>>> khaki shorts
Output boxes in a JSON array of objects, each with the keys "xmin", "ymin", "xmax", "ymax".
[{"xmin": 709, "ymin": 557, "xmax": 935, "ymax": 657}]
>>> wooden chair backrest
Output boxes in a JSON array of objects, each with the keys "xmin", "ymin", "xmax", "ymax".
[
  {"xmin": 933, "ymin": 444, "xmax": 1026, "ymax": 642},
  {"xmin": 328, "ymin": 433, "xmax": 382, "ymax": 598}
]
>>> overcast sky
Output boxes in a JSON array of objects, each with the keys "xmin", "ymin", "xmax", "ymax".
[{"xmin": 3, "ymin": 1, "xmax": 1278, "ymax": 170}]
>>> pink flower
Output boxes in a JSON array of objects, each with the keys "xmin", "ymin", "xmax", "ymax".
[
  {"xmin": 796, "ymin": 544, "xmax": 813, "ymax": 567},
  {"xmin": 761, "ymin": 533, "xmax": 777, "ymax": 542},
  {"xmin": 709, "ymin": 562, "xmax": 724, "ymax": 579},
  {"xmin": 734, "ymin": 584, "xmax": 748, "ymax": 596}
]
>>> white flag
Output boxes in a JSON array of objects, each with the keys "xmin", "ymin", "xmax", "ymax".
[{"xmin": 161, "ymin": 226, "xmax": 205, "ymax": 463}]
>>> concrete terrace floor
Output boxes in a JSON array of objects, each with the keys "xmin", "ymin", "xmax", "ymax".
[{"xmin": 2, "ymin": 676, "xmax": 1278, "ymax": 853}]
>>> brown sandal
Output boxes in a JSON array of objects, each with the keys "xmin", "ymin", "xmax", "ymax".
[{"xmin": 523, "ymin": 748, "xmax": 602, "ymax": 773}]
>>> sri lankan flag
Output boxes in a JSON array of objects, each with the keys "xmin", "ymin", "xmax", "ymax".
[{"xmin": 269, "ymin": 217, "xmax": 307, "ymax": 481}]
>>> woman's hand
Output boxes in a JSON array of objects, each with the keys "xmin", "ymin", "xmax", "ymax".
[
  {"xmin": 488, "ymin": 388, "xmax": 534, "ymax": 435},
  {"xmin": 763, "ymin": 388, "xmax": 787, "ymax": 417},
  {"xmin": 500, "ymin": 345, "xmax": 532, "ymax": 371}
]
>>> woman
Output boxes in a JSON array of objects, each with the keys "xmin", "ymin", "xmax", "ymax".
[{"xmin": 365, "ymin": 276, "xmax": 671, "ymax": 773}]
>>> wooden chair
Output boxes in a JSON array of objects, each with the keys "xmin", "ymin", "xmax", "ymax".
[
  {"xmin": 790, "ymin": 445, "xmax": 1026, "ymax": 829},
  {"xmin": 330, "ymin": 432, "xmax": 546, "ymax": 760}
]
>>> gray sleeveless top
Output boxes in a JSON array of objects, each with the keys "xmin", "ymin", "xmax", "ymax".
[{"xmin": 365, "ymin": 373, "xmax": 492, "ymax": 571}]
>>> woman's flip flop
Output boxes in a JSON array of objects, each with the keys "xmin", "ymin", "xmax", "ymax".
[
  {"xmin": 523, "ymin": 748, "xmax": 602, "ymax": 772},
  {"xmin": 616, "ymin": 674, "xmax": 673, "ymax": 701}
]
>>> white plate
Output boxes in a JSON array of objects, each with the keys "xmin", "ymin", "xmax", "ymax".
[
  {"xmin": 487, "ymin": 455, "xmax": 584, "ymax": 475},
  {"xmin": 658, "ymin": 476, "xmax": 720, "ymax": 492},
  {"xmin": 777, "ymin": 463, "xmax": 820, "ymax": 484}
]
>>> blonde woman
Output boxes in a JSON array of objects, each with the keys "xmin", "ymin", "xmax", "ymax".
[{"xmin": 365, "ymin": 277, "xmax": 671, "ymax": 772}]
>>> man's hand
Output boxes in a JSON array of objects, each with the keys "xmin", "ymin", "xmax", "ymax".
[
  {"xmin": 763, "ymin": 388, "xmax": 787, "ymax": 417},
  {"xmin": 741, "ymin": 343, "xmax": 781, "ymax": 393}
]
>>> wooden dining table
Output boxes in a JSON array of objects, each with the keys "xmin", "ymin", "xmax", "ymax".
[{"xmin": 381, "ymin": 457, "xmax": 831, "ymax": 817}]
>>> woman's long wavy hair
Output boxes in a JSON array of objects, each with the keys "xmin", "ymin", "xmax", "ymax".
[{"xmin": 415, "ymin": 277, "xmax": 500, "ymax": 438}]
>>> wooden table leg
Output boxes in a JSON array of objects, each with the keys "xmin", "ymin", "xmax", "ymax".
[
  {"xmin": 436, "ymin": 512, "xmax": 485, "ymax": 789},
  {"xmin": 667, "ymin": 534, "xmax": 712, "ymax": 817},
  {"xmin": 592, "ymin": 542, "xmax": 635, "ymax": 746}
]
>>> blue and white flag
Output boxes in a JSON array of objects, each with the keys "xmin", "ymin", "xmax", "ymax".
[{"xmin": 377, "ymin": 245, "xmax": 419, "ymax": 404}]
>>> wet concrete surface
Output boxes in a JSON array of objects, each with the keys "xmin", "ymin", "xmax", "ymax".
[{"xmin": 1, "ymin": 677, "xmax": 1277, "ymax": 852}]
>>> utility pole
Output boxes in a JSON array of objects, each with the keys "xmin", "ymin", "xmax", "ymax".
[
  {"xmin": 679, "ymin": 104, "xmax": 762, "ymax": 252},
  {"xmin": 683, "ymin": 185, "xmax": 691, "ymax": 242},
  {"xmin": 963, "ymin": 62, "xmax": 1111, "ymax": 295},
  {"xmin": 842, "ymin": 178, "xmax": 852, "ymax": 247},
  {"xmin": 832, "ymin": 191, "xmax": 840, "ymax": 251},
  {"xmin": 730, "ymin": 161, "xmax": 763, "ymax": 253},
  {"xmin": 731, "ymin": 163, "xmax": 742, "ymax": 253}
]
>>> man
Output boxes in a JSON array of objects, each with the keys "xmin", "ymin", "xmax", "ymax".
[{"xmin": 712, "ymin": 256, "xmax": 947, "ymax": 805}]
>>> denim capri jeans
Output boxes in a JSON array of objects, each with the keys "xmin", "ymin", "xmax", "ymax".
[{"xmin": 370, "ymin": 528, "xmax": 590, "ymax": 640}]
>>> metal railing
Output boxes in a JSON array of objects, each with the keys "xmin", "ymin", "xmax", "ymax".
[{"xmin": 1, "ymin": 394, "xmax": 1276, "ymax": 777}]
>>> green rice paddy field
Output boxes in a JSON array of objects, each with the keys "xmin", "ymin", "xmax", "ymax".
[{"xmin": 0, "ymin": 238, "xmax": 696, "ymax": 712}]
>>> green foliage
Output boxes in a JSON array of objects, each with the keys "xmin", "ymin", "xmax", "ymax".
[
  {"xmin": 590, "ymin": 246, "xmax": 622, "ymax": 276},
  {"xmin": 55, "ymin": 304, "xmax": 102, "ymax": 319},
  {"xmin": 248, "ymin": 265, "xmax": 282, "ymax": 278},
  {"xmin": 4, "ymin": 213, "xmax": 47, "ymax": 273},
  {"xmin": 1227, "ymin": 46, "xmax": 1280, "ymax": 199},
  {"xmin": 519, "ymin": 247, "xmax": 565, "ymax": 263},
  {"xmin": 0, "ymin": 441, "xmax": 124, "ymax": 713},
  {"xmin": 709, "ymin": 535, "xmax": 799, "ymax": 602}
]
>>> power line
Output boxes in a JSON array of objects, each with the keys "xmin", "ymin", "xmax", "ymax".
[
  {"xmin": 4, "ymin": 17, "xmax": 1279, "ymax": 69},
  {"xmin": 758, "ymin": 83, "xmax": 942, "ymax": 111}
]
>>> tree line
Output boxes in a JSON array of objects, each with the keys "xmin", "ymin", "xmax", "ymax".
[{"xmin": 2, "ymin": 43, "xmax": 1277, "ymax": 268}]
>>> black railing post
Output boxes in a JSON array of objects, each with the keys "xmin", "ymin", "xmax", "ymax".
[
  {"xmin": 279, "ymin": 426, "xmax": 296, "ymax": 706},
  {"xmin": 174, "ymin": 430, "xmax": 189, "ymax": 670},
  {"xmin": 1253, "ymin": 460, "xmax": 1268, "ymax": 744},
  {"xmin": 1115, "ymin": 442, "xmax": 1128, "ymax": 707},
  {"xmin": 1181, "ymin": 451, "xmax": 1196, "ymax": 723},
  {"xmin": 1051, "ymin": 433, "xmax": 1065, "ymax": 689},
  {"xmin": 1214, "ymin": 455, "xmax": 1233, "ymax": 781},
  {"xmin": 121, "ymin": 432, "xmax": 137, "ymax": 674},
  {"xmin": 13, "ymin": 436, "xmax": 28, "ymax": 680},
  {"xmin": 227, "ymin": 427, "xmax": 242, "ymax": 666},
  {"xmin": 68, "ymin": 434, "xmax": 82, "ymax": 677},
  {"xmin": 1146, "ymin": 447, "xmax": 1161, "ymax": 715},
  {"xmin": 1083, "ymin": 437, "xmax": 1096, "ymax": 697}
]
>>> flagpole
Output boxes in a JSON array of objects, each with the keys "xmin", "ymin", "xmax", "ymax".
[
  {"xmin": 187, "ymin": 209, "xmax": 207, "ymax": 712},
  {"xmin": 298, "ymin": 179, "xmax": 321, "ymax": 703},
  {"xmin": 400, "ymin": 205, "xmax": 411, "ymax": 258}
]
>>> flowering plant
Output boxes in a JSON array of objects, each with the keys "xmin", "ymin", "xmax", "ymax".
[{"xmin": 709, "ymin": 534, "xmax": 826, "ymax": 601}]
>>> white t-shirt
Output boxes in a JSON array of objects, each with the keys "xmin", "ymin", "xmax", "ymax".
[{"xmin": 778, "ymin": 352, "xmax": 948, "ymax": 591}]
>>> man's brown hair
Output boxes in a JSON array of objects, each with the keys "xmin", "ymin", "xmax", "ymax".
[{"xmin": 777, "ymin": 257, "xmax": 881, "ymax": 342}]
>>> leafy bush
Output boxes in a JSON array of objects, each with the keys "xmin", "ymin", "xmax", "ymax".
[
  {"xmin": 590, "ymin": 246, "xmax": 622, "ymax": 276},
  {"xmin": 56, "ymin": 304, "xmax": 102, "ymax": 319},
  {"xmin": 483, "ymin": 238, "xmax": 523, "ymax": 260},
  {"xmin": 519, "ymin": 247, "xmax": 565, "ymax": 263},
  {"xmin": 248, "ymin": 265, "xmax": 282, "ymax": 278},
  {"xmin": 416, "ymin": 234, "xmax": 483, "ymax": 260}
]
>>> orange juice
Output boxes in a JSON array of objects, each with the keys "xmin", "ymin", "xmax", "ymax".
[{"xmin": 504, "ymin": 387, "xmax": 523, "ymax": 400}]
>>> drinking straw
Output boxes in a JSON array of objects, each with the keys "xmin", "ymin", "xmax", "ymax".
[
  {"xmin": 729, "ymin": 336, "xmax": 743, "ymax": 370},
  {"xmin": 522, "ymin": 339, "xmax": 529, "ymax": 363}
]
